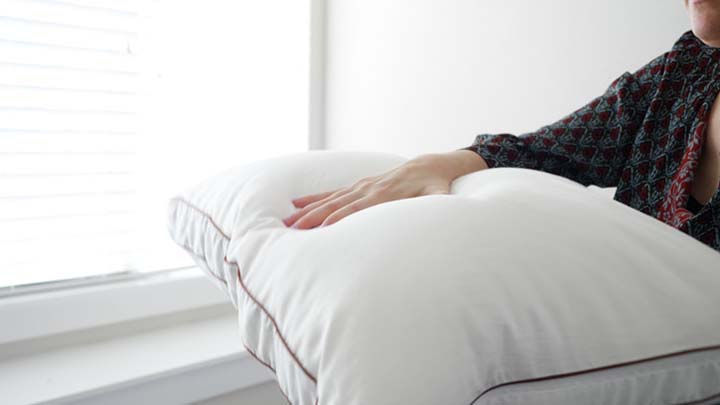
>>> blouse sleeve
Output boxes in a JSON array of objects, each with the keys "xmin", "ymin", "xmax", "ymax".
[
  {"xmin": 460, "ymin": 63, "xmax": 661, "ymax": 187},
  {"xmin": 683, "ymin": 198, "xmax": 720, "ymax": 252}
]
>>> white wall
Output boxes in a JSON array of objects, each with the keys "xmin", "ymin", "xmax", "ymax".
[{"xmin": 324, "ymin": 0, "xmax": 689, "ymax": 158}]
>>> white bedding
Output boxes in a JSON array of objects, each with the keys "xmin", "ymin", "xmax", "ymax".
[
  {"xmin": 482, "ymin": 348, "xmax": 720, "ymax": 404},
  {"xmin": 167, "ymin": 151, "xmax": 720, "ymax": 404}
]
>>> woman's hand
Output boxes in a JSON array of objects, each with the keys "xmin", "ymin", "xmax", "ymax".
[{"xmin": 282, "ymin": 150, "xmax": 489, "ymax": 229}]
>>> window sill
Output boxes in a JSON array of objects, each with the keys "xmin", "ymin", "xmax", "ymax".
[
  {"xmin": 0, "ymin": 268, "xmax": 230, "ymax": 346},
  {"xmin": 0, "ymin": 268, "xmax": 274, "ymax": 404},
  {"xmin": 0, "ymin": 310, "xmax": 274, "ymax": 404}
]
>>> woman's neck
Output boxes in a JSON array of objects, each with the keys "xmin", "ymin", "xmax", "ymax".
[{"xmin": 695, "ymin": 30, "xmax": 720, "ymax": 49}]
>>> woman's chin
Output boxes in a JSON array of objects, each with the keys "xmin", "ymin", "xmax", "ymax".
[{"xmin": 690, "ymin": 5, "xmax": 720, "ymax": 46}]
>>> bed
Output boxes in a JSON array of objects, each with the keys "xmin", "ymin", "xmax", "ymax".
[{"xmin": 167, "ymin": 150, "xmax": 720, "ymax": 404}]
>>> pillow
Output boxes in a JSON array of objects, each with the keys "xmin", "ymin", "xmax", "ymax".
[
  {"xmin": 167, "ymin": 150, "xmax": 408, "ymax": 307},
  {"xmin": 167, "ymin": 150, "xmax": 720, "ymax": 405}
]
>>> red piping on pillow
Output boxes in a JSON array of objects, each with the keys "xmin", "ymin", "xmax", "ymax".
[
  {"xmin": 242, "ymin": 342, "xmax": 275, "ymax": 373},
  {"xmin": 225, "ymin": 257, "xmax": 318, "ymax": 384},
  {"xmin": 170, "ymin": 198, "xmax": 231, "ymax": 240},
  {"xmin": 469, "ymin": 344, "xmax": 720, "ymax": 404},
  {"xmin": 171, "ymin": 198, "xmax": 318, "ymax": 396}
]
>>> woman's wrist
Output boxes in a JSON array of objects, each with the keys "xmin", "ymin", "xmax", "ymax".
[{"xmin": 412, "ymin": 150, "xmax": 489, "ymax": 181}]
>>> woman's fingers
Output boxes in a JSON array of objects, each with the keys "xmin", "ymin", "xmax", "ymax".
[
  {"xmin": 290, "ymin": 191, "xmax": 364, "ymax": 230},
  {"xmin": 285, "ymin": 176, "xmax": 380, "ymax": 226},
  {"xmin": 284, "ymin": 189, "xmax": 350, "ymax": 227},
  {"xmin": 291, "ymin": 190, "xmax": 338, "ymax": 209},
  {"xmin": 285, "ymin": 176, "xmax": 397, "ymax": 229},
  {"xmin": 320, "ymin": 195, "xmax": 379, "ymax": 227},
  {"xmin": 282, "ymin": 153, "xmax": 474, "ymax": 230}
]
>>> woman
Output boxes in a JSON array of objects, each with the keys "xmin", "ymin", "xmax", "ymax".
[{"xmin": 284, "ymin": 0, "xmax": 720, "ymax": 253}]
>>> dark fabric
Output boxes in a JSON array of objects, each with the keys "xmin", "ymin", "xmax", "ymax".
[
  {"xmin": 687, "ymin": 194, "xmax": 705, "ymax": 215},
  {"xmin": 461, "ymin": 31, "xmax": 720, "ymax": 253}
]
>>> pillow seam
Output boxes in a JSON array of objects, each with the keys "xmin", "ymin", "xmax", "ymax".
[
  {"xmin": 171, "ymin": 197, "xmax": 318, "ymax": 389},
  {"xmin": 470, "ymin": 344, "xmax": 720, "ymax": 404}
]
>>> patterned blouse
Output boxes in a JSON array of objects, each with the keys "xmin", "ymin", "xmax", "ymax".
[{"xmin": 461, "ymin": 31, "xmax": 720, "ymax": 253}]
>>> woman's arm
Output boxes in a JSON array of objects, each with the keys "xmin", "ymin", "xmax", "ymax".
[
  {"xmin": 285, "ymin": 56, "xmax": 664, "ymax": 230},
  {"xmin": 283, "ymin": 150, "xmax": 488, "ymax": 229},
  {"xmin": 460, "ymin": 61, "xmax": 662, "ymax": 188}
]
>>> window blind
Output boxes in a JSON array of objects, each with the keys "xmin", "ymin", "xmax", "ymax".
[
  {"xmin": 0, "ymin": 0, "xmax": 150, "ymax": 288},
  {"xmin": 0, "ymin": 0, "xmax": 311, "ymax": 290}
]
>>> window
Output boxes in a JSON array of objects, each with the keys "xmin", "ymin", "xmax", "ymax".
[{"xmin": 1, "ymin": 0, "xmax": 310, "ymax": 290}]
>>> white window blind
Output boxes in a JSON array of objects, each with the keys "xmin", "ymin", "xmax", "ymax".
[{"xmin": 1, "ymin": 0, "xmax": 310, "ymax": 290}]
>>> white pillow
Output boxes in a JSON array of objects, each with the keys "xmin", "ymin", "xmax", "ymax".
[
  {"xmin": 167, "ymin": 151, "xmax": 408, "ymax": 308},
  {"xmin": 167, "ymin": 150, "xmax": 720, "ymax": 405}
]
